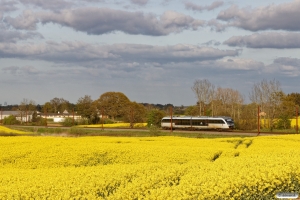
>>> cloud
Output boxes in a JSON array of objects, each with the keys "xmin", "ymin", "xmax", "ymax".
[
  {"xmin": 2, "ymin": 66, "xmax": 39, "ymax": 75},
  {"xmin": 224, "ymin": 32, "xmax": 300, "ymax": 49},
  {"xmin": 0, "ymin": 29, "xmax": 43, "ymax": 43},
  {"xmin": 217, "ymin": 1, "xmax": 300, "ymax": 31},
  {"xmin": 214, "ymin": 58, "xmax": 264, "ymax": 70},
  {"xmin": 267, "ymin": 57, "xmax": 300, "ymax": 77},
  {"xmin": 185, "ymin": 1, "xmax": 224, "ymax": 12},
  {"xmin": 4, "ymin": 8, "xmax": 204, "ymax": 36},
  {"xmin": 19, "ymin": 0, "xmax": 73, "ymax": 10},
  {"xmin": 4, "ymin": 10, "xmax": 39, "ymax": 30},
  {"xmin": 202, "ymin": 40, "xmax": 221, "ymax": 46},
  {"xmin": 130, "ymin": 0, "xmax": 149, "ymax": 6},
  {"xmin": 0, "ymin": 42, "xmax": 239, "ymax": 64},
  {"xmin": 207, "ymin": 19, "xmax": 227, "ymax": 32},
  {"xmin": 0, "ymin": 0, "xmax": 19, "ymax": 12}
]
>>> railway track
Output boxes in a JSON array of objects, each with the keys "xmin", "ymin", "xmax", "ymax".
[{"xmin": 8, "ymin": 125, "xmax": 295, "ymax": 137}]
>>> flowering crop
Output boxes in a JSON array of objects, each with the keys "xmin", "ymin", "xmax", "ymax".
[
  {"xmin": 0, "ymin": 125, "xmax": 28, "ymax": 134},
  {"xmin": 0, "ymin": 135, "xmax": 300, "ymax": 199},
  {"xmin": 76, "ymin": 123, "xmax": 147, "ymax": 128}
]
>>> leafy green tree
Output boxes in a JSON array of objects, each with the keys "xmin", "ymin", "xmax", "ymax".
[
  {"xmin": 146, "ymin": 109, "xmax": 165, "ymax": 127},
  {"xmin": 61, "ymin": 117, "xmax": 76, "ymax": 127},
  {"xmin": 276, "ymin": 115, "xmax": 291, "ymax": 129},
  {"xmin": 286, "ymin": 93, "xmax": 300, "ymax": 107},
  {"xmin": 234, "ymin": 103, "xmax": 257, "ymax": 130},
  {"xmin": 3, "ymin": 115, "xmax": 20, "ymax": 125},
  {"xmin": 50, "ymin": 97, "xmax": 72, "ymax": 113},
  {"xmin": 43, "ymin": 102, "xmax": 53, "ymax": 113},
  {"xmin": 184, "ymin": 105, "xmax": 198, "ymax": 116},
  {"xmin": 76, "ymin": 95, "xmax": 98, "ymax": 124},
  {"xmin": 123, "ymin": 102, "xmax": 147, "ymax": 128},
  {"xmin": 96, "ymin": 92, "xmax": 131, "ymax": 120}
]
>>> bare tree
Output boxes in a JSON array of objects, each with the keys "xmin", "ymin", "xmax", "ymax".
[
  {"xmin": 249, "ymin": 79, "xmax": 283, "ymax": 131},
  {"xmin": 192, "ymin": 79, "xmax": 214, "ymax": 116},
  {"xmin": 19, "ymin": 98, "xmax": 36, "ymax": 123},
  {"xmin": 213, "ymin": 87, "xmax": 243, "ymax": 118}
]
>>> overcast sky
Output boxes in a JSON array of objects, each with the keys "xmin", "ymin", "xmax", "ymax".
[{"xmin": 1, "ymin": 0, "xmax": 300, "ymax": 106}]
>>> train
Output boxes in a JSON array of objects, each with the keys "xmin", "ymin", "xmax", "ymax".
[{"xmin": 161, "ymin": 116, "xmax": 234, "ymax": 131}]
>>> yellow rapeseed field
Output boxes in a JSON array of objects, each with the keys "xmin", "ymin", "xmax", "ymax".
[
  {"xmin": 0, "ymin": 135, "xmax": 300, "ymax": 199},
  {"xmin": 0, "ymin": 125, "xmax": 28, "ymax": 134},
  {"xmin": 76, "ymin": 123, "xmax": 147, "ymax": 128}
]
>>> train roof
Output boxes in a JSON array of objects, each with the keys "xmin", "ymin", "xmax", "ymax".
[{"xmin": 162, "ymin": 116, "xmax": 233, "ymax": 120}]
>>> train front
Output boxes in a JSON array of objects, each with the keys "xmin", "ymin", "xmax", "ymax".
[{"xmin": 225, "ymin": 118, "xmax": 235, "ymax": 129}]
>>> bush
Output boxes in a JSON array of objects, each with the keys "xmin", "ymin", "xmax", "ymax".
[
  {"xmin": 77, "ymin": 118, "xmax": 89, "ymax": 125},
  {"xmin": 276, "ymin": 115, "xmax": 291, "ymax": 129},
  {"xmin": 3, "ymin": 115, "xmax": 20, "ymax": 125},
  {"xmin": 146, "ymin": 109, "xmax": 165, "ymax": 127},
  {"xmin": 31, "ymin": 117, "xmax": 47, "ymax": 126},
  {"xmin": 68, "ymin": 127, "xmax": 88, "ymax": 135},
  {"xmin": 61, "ymin": 117, "xmax": 76, "ymax": 127},
  {"xmin": 148, "ymin": 125, "xmax": 161, "ymax": 136},
  {"xmin": 36, "ymin": 128, "xmax": 63, "ymax": 134}
]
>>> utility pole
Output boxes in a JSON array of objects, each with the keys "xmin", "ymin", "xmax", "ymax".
[
  {"xmin": 296, "ymin": 106, "xmax": 299, "ymax": 134},
  {"xmin": 101, "ymin": 107, "xmax": 104, "ymax": 131},
  {"xmin": 44, "ymin": 107, "xmax": 47, "ymax": 127},
  {"xmin": 257, "ymin": 105, "xmax": 260, "ymax": 136},
  {"xmin": 73, "ymin": 108, "xmax": 75, "ymax": 126},
  {"xmin": 170, "ymin": 106, "xmax": 173, "ymax": 133}
]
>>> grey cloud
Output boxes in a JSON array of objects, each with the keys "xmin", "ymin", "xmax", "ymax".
[
  {"xmin": 224, "ymin": 32, "xmax": 300, "ymax": 48},
  {"xmin": 214, "ymin": 58, "xmax": 264, "ymax": 70},
  {"xmin": 0, "ymin": 42, "xmax": 238, "ymax": 63},
  {"xmin": 5, "ymin": 8, "xmax": 204, "ymax": 36},
  {"xmin": 207, "ymin": 19, "xmax": 227, "ymax": 32},
  {"xmin": 130, "ymin": 0, "xmax": 149, "ymax": 6},
  {"xmin": 19, "ymin": 0, "xmax": 73, "ymax": 10},
  {"xmin": 105, "ymin": 43, "xmax": 238, "ymax": 63},
  {"xmin": 0, "ymin": 30, "xmax": 43, "ymax": 43},
  {"xmin": 202, "ymin": 40, "xmax": 221, "ymax": 46},
  {"xmin": 2, "ymin": 66, "xmax": 39, "ymax": 75},
  {"xmin": 217, "ymin": 1, "xmax": 300, "ymax": 31},
  {"xmin": 185, "ymin": 1, "xmax": 224, "ymax": 12},
  {"xmin": 4, "ymin": 10, "xmax": 39, "ymax": 30},
  {"xmin": 267, "ymin": 57, "xmax": 300, "ymax": 77},
  {"xmin": 273, "ymin": 57, "xmax": 300, "ymax": 66},
  {"xmin": 0, "ymin": 0, "xmax": 19, "ymax": 12}
]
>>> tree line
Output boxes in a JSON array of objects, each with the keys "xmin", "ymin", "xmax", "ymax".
[
  {"xmin": 190, "ymin": 79, "xmax": 300, "ymax": 131},
  {"xmin": 1, "ymin": 79, "xmax": 300, "ymax": 130},
  {"xmin": 0, "ymin": 92, "xmax": 168, "ymax": 128}
]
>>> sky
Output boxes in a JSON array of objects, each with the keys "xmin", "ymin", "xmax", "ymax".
[{"xmin": 1, "ymin": 0, "xmax": 300, "ymax": 106}]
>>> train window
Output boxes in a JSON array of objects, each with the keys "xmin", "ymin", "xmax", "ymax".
[
  {"xmin": 182, "ymin": 119, "xmax": 190, "ymax": 125},
  {"xmin": 162, "ymin": 119, "xmax": 171, "ymax": 123}
]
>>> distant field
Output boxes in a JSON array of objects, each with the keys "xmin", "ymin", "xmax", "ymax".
[
  {"xmin": 0, "ymin": 125, "xmax": 29, "ymax": 135},
  {"xmin": 76, "ymin": 123, "xmax": 147, "ymax": 128},
  {"xmin": 0, "ymin": 135, "xmax": 299, "ymax": 199}
]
